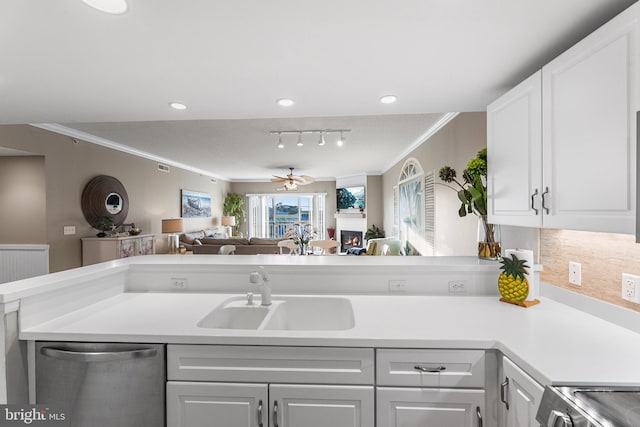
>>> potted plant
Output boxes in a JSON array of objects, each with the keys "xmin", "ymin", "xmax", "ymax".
[
  {"xmin": 439, "ymin": 148, "xmax": 501, "ymax": 259},
  {"xmin": 223, "ymin": 193, "xmax": 245, "ymax": 236},
  {"xmin": 95, "ymin": 215, "xmax": 114, "ymax": 238},
  {"xmin": 365, "ymin": 224, "xmax": 385, "ymax": 240}
]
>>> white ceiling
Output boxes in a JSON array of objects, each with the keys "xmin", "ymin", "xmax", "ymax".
[{"xmin": 1, "ymin": 0, "xmax": 636, "ymax": 180}]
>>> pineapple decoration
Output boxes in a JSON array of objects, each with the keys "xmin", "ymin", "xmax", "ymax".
[{"xmin": 498, "ymin": 254, "xmax": 531, "ymax": 304}]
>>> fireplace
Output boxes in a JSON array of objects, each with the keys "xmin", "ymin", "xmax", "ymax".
[{"xmin": 340, "ymin": 230, "xmax": 363, "ymax": 252}]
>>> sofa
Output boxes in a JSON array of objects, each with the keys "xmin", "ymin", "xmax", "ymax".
[{"xmin": 179, "ymin": 230, "xmax": 284, "ymax": 255}]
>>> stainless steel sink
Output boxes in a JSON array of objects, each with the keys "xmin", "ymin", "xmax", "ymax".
[{"xmin": 197, "ymin": 296, "xmax": 355, "ymax": 331}]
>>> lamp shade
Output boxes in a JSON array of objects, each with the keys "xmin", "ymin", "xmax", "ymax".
[
  {"xmin": 221, "ymin": 216, "xmax": 236, "ymax": 227},
  {"xmin": 162, "ymin": 218, "xmax": 183, "ymax": 234}
]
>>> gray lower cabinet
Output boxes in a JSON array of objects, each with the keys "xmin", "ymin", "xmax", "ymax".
[
  {"xmin": 377, "ymin": 387, "xmax": 485, "ymax": 427},
  {"xmin": 166, "ymin": 382, "xmax": 373, "ymax": 427},
  {"xmin": 376, "ymin": 349, "xmax": 487, "ymax": 427},
  {"xmin": 166, "ymin": 345, "xmax": 374, "ymax": 427},
  {"xmin": 499, "ymin": 356, "xmax": 544, "ymax": 427}
]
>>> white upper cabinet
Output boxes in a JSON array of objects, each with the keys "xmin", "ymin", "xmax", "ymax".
[
  {"xmin": 488, "ymin": 71, "xmax": 543, "ymax": 227},
  {"xmin": 488, "ymin": 2, "xmax": 638, "ymax": 233}
]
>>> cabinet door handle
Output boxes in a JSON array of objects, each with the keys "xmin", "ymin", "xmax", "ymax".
[
  {"xmin": 257, "ymin": 400, "xmax": 263, "ymax": 427},
  {"xmin": 476, "ymin": 406, "xmax": 483, "ymax": 427},
  {"xmin": 273, "ymin": 400, "xmax": 279, "ymax": 427},
  {"xmin": 531, "ymin": 189, "xmax": 539, "ymax": 215},
  {"xmin": 500, "ymin": 378, "xmax": 510, "ymax": 410},
  {"xmin": 414, "ymin": 365, "xmax": 446, "ymax": 373},
  {"xmin": 541, "ymin": 187, "xmax": 550, "ymax": 214}
]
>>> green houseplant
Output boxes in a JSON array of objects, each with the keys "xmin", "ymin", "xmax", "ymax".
[
  {"xmin": 439, "ymin": 148, "xmax": 501, "ymax": 259},
  {"xmin": 365, "ymin": 224, "xmax": 385, "ymax": 240},
  {"xmin": 95, "ymin": 215, "xmax": 114, "ymax": 238},
  {"xmin": 223, "ymin": 193, "xmax": 245, "ymax": 236}
]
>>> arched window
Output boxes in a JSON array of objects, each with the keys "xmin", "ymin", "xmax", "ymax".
[{"xmin": 394, "ymin": 158, "xmax": 434, "ymax": 255}]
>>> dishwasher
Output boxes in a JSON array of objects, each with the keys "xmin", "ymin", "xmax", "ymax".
[{"xmin": 36, "ymin": 342, "xmax": 165, "ymax": 427}]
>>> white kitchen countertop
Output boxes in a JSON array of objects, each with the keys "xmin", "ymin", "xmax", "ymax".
[{"xmin": 19, "ymin": 291, "xmax": 640, "ymax": 388}]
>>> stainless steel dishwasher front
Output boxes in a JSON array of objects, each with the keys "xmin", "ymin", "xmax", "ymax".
[{"xmin": 36, "ymin": 342, "xmax": 165, "ymax": 427}]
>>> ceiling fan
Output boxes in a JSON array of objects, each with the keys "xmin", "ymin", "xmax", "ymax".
[{"xmin": 271, "ymin": 168, "xmax": 315, "ymax": 191}]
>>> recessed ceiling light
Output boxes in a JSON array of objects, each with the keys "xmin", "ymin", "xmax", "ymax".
[
  {"xmin": 379, "ymin": 95, "xmax": 397, "ymax": 104},
  {"xmin": 277, "ymin": 98, "xmax": 295, "ymax": 107},
  {"xmin": 81, "ymin": 0, "xmax": 128, "ymax": 14},
  {"xmin": 169, "ymin": 102, "xmax": 187, "ymax": 110}
]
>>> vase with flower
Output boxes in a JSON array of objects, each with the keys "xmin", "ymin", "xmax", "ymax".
[
  {"xmin": 439, "ymin": 148, "xmax": 501, "ymax": 260},
  {"xmin": 285, "ymin": 223, "xmax": 317, "ymax": 255}
]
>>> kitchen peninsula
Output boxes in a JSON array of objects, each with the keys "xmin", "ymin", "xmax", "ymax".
[{"xmin": 2, "ymin": 255, "xmax": 640, "ymax": 426}]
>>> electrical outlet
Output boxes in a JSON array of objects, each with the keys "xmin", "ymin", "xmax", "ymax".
[
  {"xmin": 171, "ymin": 278, "xmax": 188, "ymax": 289},
  {"xmin": 569, "ymin": 261, "xmax": 582, "ymax": 286},
  {"xmin": 389, "ymin": 280, "xmax": 407, "ymax": 292},
  {"xmin": 448, "ymin": 280, "xmax": 467, "ymax": 293},
  {"xmin": 622, "ymin": 273, "xmax": 640, "ymax": 303}
]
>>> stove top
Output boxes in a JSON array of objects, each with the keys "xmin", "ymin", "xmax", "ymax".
[
  {"xmin": 538, "ymin": 386, "xmax": 640, "ymax": 427},
  {"xmin": 573, "ymin": 389, "xmax": 640, "ymax": 427}
]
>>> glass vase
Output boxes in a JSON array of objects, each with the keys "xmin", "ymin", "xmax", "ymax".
[{"xmin": 477, "ymin": 216, "xmax": 501, "ymax": 260}]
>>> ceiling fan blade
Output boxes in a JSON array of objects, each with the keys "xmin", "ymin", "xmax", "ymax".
[
  {"xmin": 299, "ymin": 175, "xmax": 315, "ymax": 183},
  {"xmin": 271, "ymin": 176, "xmax": 287, "ymax": 182}
]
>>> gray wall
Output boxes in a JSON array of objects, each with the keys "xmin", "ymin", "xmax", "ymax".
[
  {"xmin": 0, "ymin": 156, "xmax": 47, "ymax": 244},
  {"xmin": 0, "ymin": 125, "xmax": 230, "ymax": 272}
]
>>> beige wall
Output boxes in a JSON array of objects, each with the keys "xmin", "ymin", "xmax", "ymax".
[
  {"xmin": 383, "ymin": 113, "xmax": 488, "ymax": 255},
  {"xmin": 381, "ymin": 113, "xmax": 538, "ymax": 255},
  {"xmin": 366, "ymin": 175, "xmax": 384, "ymax": 232},
  {"xmin": 0, "ymin": 125, "xmax": 230, "ymax": 272},
  {"xmin": 0, "ymin": 156, "xmax": 47, "ymax": 244}
]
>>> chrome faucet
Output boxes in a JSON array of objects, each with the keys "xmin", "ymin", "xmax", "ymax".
[{"xmin": 249, "ymin": 266, "xmax": 271, "ymax": 306}]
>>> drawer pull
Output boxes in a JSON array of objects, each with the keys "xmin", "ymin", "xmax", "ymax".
[
  {"xmin": 257, "ymin": 400, "xmax": 264, "ymax": 427},
  {"xmin": 273, "ymin": 400, "xmax": 279, "ymax": 427},
  {"xmin": 476, "ymin": 406, "xmax": 483, "ymax": 427},
  {"xmin": 541, "ymin": 187, "xmax": 550, "ymax": 214},
  {"xmin": 414, "ymin": 365, "xmax": 446, "ymax": 373},
  {"xmin": 500, "ymin": 378, "xmax": 510, "ymax": 410},
  {"xmin": 531, "ymin": 188, "xmax": 539, "ymax": 215}
]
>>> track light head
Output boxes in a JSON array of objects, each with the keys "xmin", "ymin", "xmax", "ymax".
[
  {"xmin": 277, "ymin": 133, "xmax": 284, "ymax": 148},
  {"xmin": 296, "ymin": 133, "xmax": 303, "ymax": 146},
  {"xmin": 318, "ymin": 132, "xmax": 326, "ymax": 146}
]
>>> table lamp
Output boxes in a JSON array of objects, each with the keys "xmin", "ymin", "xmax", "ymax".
[
  {"xmin": 221, "ymin": 216, "xmax": 236, "ymax": 237},
  {"xmin": 162, "ymin": 218, "xmax": 183, "ymax": 254}
]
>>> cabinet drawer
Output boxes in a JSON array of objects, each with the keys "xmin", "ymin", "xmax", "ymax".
[
  {"xmin": 168, "ymin": 345, "xmax": 374, "ymax": 384},
  {"xmin": 376, "ymin": 349, "xmax": 485, "ymax": 388}
]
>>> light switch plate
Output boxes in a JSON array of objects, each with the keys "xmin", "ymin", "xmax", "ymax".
[{"xmin": 63, "ymin": 226, "xmax": 76, "ymax": 235}]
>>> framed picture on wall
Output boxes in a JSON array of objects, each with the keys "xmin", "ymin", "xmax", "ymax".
[{"xmin": 181, "ymin": 189, "xmax": 212, "ymax": 218}]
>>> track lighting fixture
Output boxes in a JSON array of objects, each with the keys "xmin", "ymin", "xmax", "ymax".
[{"xmin": 270, "ymin": 129, "xmax": 351, "ymax": 149}]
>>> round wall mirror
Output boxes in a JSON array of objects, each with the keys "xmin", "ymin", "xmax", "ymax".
[
  {"xmin": 81, "ymin": 175, "xmax": 129, "ymax": 229},
  {"xmin": 105, "ymin": 192, "xmax": 123, "ymax": 214}
]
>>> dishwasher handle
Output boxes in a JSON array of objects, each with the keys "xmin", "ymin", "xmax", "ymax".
[{"xmin": 40, "ymin": 346, "xmax": 158, "ymax": 363}]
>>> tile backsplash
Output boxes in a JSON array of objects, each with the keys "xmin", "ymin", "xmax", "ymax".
[{"xmin": 540, "ymin": 229, "xmax": 640, "ymax": 312}]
